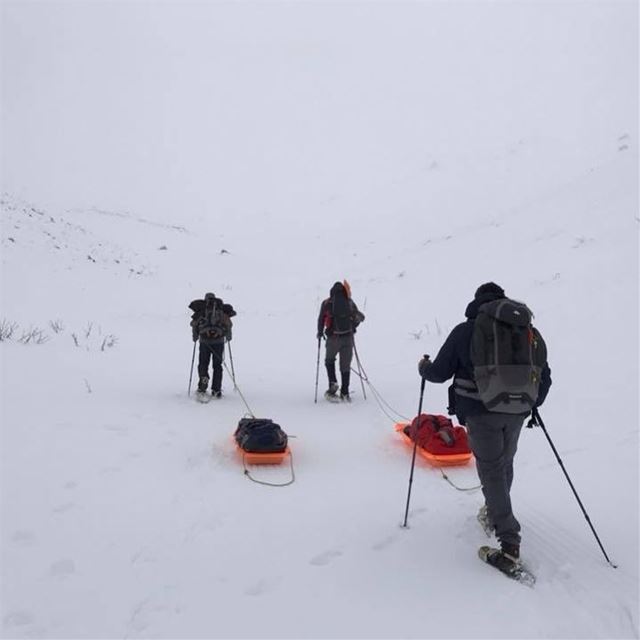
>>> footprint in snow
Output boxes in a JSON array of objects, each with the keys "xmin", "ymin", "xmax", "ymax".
[
  {"xmin": 244, "ymin": 579, "xmax": 270, "ymax": 596},
  {"xmin": 372, "ymin": 535, "xmax": 396, "ymax": 551},
  {"xmin": 310, "ymin": 549, "xmax": 343, "ymax": 566},
  {"xmin": 3, "ymin": 610, "xmax": 35, "ymax": 629},
  {"xmin": 49, "ymin": 559, "xmax": 76, "ymax": 578},
  {"xmin": 11, "ymin": 530, "xmax": 36, "ymax": 546},
  {"xmin": 52, "ymin": 502, "xmax": 75, "ymax": 515}
]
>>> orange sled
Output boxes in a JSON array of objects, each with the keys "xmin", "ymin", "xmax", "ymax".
[
  {"xmin": 235, "ymin": 444, "xmax": 291, "ymax": 465},
  {"xmin": 394, "ymin": 422, "xmax": 473, "ymax": 467}
]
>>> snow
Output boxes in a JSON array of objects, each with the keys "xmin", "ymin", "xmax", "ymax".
[{"xmin": 1, "ymin": 1, "xmax": 638, "ymax": 638}]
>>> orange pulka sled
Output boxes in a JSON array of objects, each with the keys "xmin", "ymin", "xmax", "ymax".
[{"xmin": 394, "ymin": 419, "xmax": 473, "ymax": 467}]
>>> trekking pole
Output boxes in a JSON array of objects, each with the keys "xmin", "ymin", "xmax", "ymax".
[
  {"xmin": 402, "ymin": 372, "xmax": 427, "ymax": 528},
  {"xmin": 530, "ymin": 408, "xmax": 617, "ymax": 568},
  {"xmin": 352, "ymin": 336, "xmax": 367, "ymax": 400},
  {"xmin": 188, "ymin": 341, "xmax": 197, "ymax": 396},
  {"xmin": 314, "ymin": 337, "xmax": 321, "ymax": 403},
  {"xmin": 226, "ymin": 339, "xmax": 237, "ymax": 390}
]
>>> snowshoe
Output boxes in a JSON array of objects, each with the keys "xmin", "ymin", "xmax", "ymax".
[
  {"xmin": 195, "ymin": 391, "xmax": 211, "ymax": 403},
  {"xmin": 478, "ymin": 546, "xmax": 535, "ymax": 587},
  {"xmin": 325, "ymin": 382, "xmax": 340, "ymax": 403}
]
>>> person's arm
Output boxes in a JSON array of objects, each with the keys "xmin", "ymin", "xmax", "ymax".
[
  {"xmin": 350, "ymin": 301, "xmax": 365, "ymax": 326},
  {"xmin": 536, "ymin": 362, "xmax": 552, "ymax": 407},
  {"xmin": 317, "ymin": 301, "xmax": 327, "ymax": 338},
  {"xmin": 190, "ymin": 315, "xmax": 200, "ymax": 342},
  {"xmin": 419, "ymin": 324, "xmax": 465, "ymax": 383}
]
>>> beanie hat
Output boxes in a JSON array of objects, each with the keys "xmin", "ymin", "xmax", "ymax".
[{"xmin": 474, "ymin": 282, "xmax": 505, "ymax": 300}]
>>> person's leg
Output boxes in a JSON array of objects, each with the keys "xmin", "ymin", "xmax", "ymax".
[
  {"xmin": 197, "ymin": 344, "xmax": 211, "ymax": 392},
  {"xmin": 325, "ymin": 336, "xmax": 339, "ymax": 394},
  {"xmin": 210, "ymin": 342, "xmax": 224, "ymax": 394},
  {"xmin": 466, "ymin": 413, "xmax": 523, "ymax": 551},
  {"xmin": 338, "ymin": 336, "xmax": 353, "ymax": 397},
  {"xmin": 503, "ymin": 416, "xmax": 523, "ymax": 493}
]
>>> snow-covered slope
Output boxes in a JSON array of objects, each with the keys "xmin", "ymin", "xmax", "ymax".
[{"xmin": 1, "ymin": 2, "xmax": 638, "ymax": 639}]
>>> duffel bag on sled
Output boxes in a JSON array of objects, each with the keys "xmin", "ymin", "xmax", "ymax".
[
  {"xmin": 395, "ymin": 414, "xmax": 472, "ymax": 466},
  {"xmin": 234, "ymin": 417, "xmax": 289, "ymax": 464}
]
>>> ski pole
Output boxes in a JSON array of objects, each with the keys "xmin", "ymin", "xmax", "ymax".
[
  {"xmin": 530, "ymin": 408, "xmax": 617, "ymax": 568},
  {"xmin": 402, "ymin": 372, "xmax": 427, "ymax": 528},
  {"xmin": 352, "ymin": 336, "xmax": 367, "ymax": 400},
  {"xmin": 188, "ymin": 340, "xmax": 197, "ymax": 396},
  {"xmin": 226, "ymin": 339, "xmax": 237, "ymax": 390},
  {"xmin": 314, "ymin": 336, "xmax": 321, "ymax": 403}
]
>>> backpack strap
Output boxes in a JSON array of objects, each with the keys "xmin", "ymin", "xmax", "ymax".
[{"xmin": 453, "ymin": 377, "xmax": 480, "ymax": 399}]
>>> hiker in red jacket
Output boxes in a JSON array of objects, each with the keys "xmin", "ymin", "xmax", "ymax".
[{"xmin": 317, "ymin": 282, "xmax": 365, "ymax": 402}]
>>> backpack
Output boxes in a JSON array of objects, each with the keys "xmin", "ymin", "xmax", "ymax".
[
  {"xmin": 234, "ymin": 418, "xmax": 288, "ymax": 453},
  {"xmin": 203, "ymin": 299, "xmax": 226, "ymax": 339},
  {"xmin": 189, "ymin": 297, "xmax": 234, "ymax": 340},
  {"xmin": 328, "ymin": 293, "xmax": 353, "ymax": 335},
  {"xmin": 470, "ymin": 298, "xmax": 547, "ymax": 414}
]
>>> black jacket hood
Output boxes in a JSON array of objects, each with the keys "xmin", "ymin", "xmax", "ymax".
[{"xmin": 464, "ymin": 291, "xmax": 505, "ymax": 319}]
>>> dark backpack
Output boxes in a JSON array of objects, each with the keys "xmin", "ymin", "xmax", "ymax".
[
  {"xmin": 189, "ymin": 298, "xmax": 234, "ymax": 340},
  {"xmin": 470, "ymin": 298, "xmax": 547, "ymax": 414},
  {"xmin": 234, "ymin": 418, "xmax": 288, "ymax": 453},
  {"xmin": 203, "ymin": 299, "xmax": 226, "ymax": 339},
  {"xmin": 328, "ymin": 293, "xmax": 353, "ymax": 335}
]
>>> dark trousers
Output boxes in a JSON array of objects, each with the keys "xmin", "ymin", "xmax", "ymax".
[
  {"xmin": 325, "ymin": 334, "xmax": 354, "ymax": 393},
  {"xmin": 325, "ymin": 334, "xmax": 353, "ymax": 373},
  {"xmin": 465, "ymin": 413, "xmax": 524, "ymax": 546},
  {"xmin": 198, "ymin": 342, "xmax": 224, "ymax": 392}
]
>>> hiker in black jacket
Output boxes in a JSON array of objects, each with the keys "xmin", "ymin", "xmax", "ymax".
[
  {"xmin": 189, "ymin": 293, "xmax": 235, "ymax": 397},
  {"xmin": 418, "ymin": 282, "xmax": 551, "ymax": 563},
  {"xmin": 317, "ymin": 281, "xmax": 365, "ymax": 401}
]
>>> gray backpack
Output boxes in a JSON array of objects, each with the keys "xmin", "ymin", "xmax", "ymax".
[{"xmin": 470, "ymin": 299, "xmax": 547, "ymax": 414}]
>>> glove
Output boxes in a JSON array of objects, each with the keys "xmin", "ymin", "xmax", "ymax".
[
  {"xmin": 418, "ymin": 355, "xmax": 431, "ymax": 377},
  {"xmin": 192, "ymin": 330, "xmax": 198, "ymax": 343},
  {"xmin": 317, "ymin": 331, "xmax": 323, "ymax": 340}
]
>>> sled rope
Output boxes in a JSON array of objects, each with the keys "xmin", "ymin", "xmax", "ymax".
[
  {"xmin": 349, "ymin": 361, "xmax": 411, "ymax": 423},
  {"xmin": 354, "ymin": 353, "xmax": 481, "ymax": 493},
  {"xmin": 206, "ymin": 344, "xmax": 255, "ymax": 417},
  {"xmin": 437, "ymin": 468, "xmax": 481, "ymax": 492},
  {"xmin": 242, "ymin": 450, "xmax": 296, "ymax": 487}
]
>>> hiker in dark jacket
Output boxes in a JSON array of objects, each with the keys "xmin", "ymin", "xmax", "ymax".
[
  {"xmin": 189, "ymin": 292, "xmax": 235, "ymax": 397},
  {"xmin": 317, "ymin": 281, "xmax": 365, "ymax": 401},
  {"xmin": 418, "ymin": 282, "xmax": 551, "ymax": 563}
]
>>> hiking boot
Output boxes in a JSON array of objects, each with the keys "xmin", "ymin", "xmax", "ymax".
[
  {"xmin": 500, "ymin": 541, "xmax": 520, "ymax": 562},
  {"xmin": 326, "ymin": 382, "xmax": 339, "ymax": 397},
  {"xmin": 340, "ymin": 392, "xmax": 351, "ymax": 402},
  {"xmin": 212, "ymin": 390, "xmax": 222, "ymax": 398},
  {"xmin": 484, "ymin": 547, "xmax": 521, "ymax": 575},
  {"xmin": 197, "ymin": 376, "xmax": 210, "ymax": 393}
]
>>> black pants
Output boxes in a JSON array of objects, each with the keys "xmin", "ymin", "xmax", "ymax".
[{"xmin": 198, "ymin": 342, "xmax": 224, "ymax": 392}]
